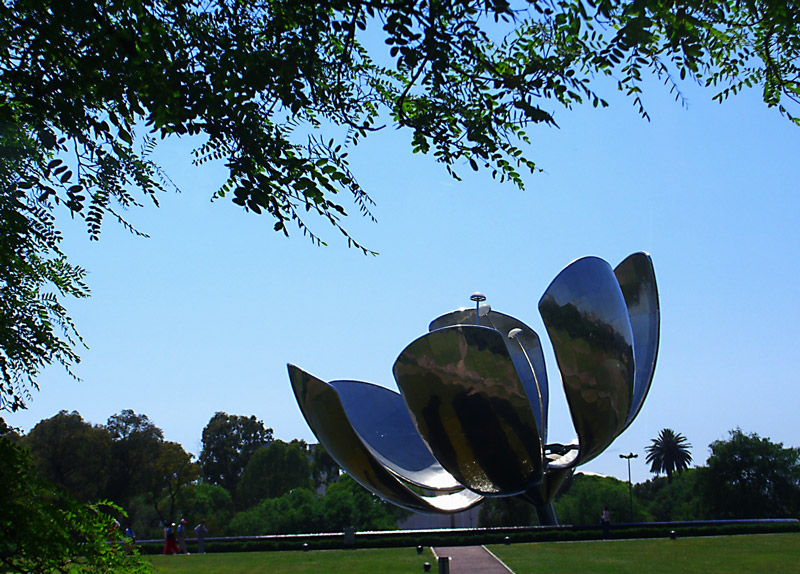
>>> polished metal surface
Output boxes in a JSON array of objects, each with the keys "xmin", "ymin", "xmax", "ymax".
[
  {"xmin": 288, "ymin": 365, "xmax": 482, "ymax": 513},
  {"xmin": 329, "ymin": 379, "xmax": 462, "ymax": 491},
  {"xmin": 393, "ymin": 325, "xmax": 544, "ymax": 496},
  {"xmin": 288, "ymin": 251, "xmax": 659, "ymax": 522},
  {"xmin": 429, "ymin": 309, "xmax": 549, "ymax": 442},
  {"xmin": 614, "ymin": 252, "xmax": 660, "ymax": 429},
  {"xmin": 539, "ymin": 256, "xmax": 635, "ymax": 466}
]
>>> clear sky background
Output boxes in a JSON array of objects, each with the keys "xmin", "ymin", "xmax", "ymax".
[{"xmin": 7, "ymin": 71, "xmax": 799, "ymax": 486}]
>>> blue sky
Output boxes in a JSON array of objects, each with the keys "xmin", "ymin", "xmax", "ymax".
[{"xmin": 7, "ymin": 73, "xmax": 799, "ymax": 486}]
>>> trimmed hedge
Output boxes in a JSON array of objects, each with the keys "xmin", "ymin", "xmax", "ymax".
[{"xmin": 135, "ymin": 519, "xmax": 799, "ymax": 554}]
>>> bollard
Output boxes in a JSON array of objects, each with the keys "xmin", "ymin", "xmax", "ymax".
[
  {"xmin": 438, "ymin": 556, "xmax": 450, "ymax": 574},
  {"xmin": 423, "ymin": 562, "xmax": 431, "ymax": 572},
  {"xmin": 669, "ymin": 530, "xmax": 677, "ymax": 540},
  {"xmin": 417, "ymin": 545, "xmax": 424, "ymax": 555},
  {"xmin": 343, "ymin": 526, "xmax": 356, "ymax": 547},
  {"xmin": 504, "ymin": 536, "xmax": 511, "ymax": 545},
  {"xmin": 302, "ymin": 543, "xmax": 309, "ymax": 552}
]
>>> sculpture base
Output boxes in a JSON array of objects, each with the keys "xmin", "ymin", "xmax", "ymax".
[{"xmin": 534, "ymin": 503, "xmax": 558, "ymax": 527}]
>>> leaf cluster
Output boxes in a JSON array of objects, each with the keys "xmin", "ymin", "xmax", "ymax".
[
  {"xmin": 0, "ymin": 126, "xmax": 89, "ymax": 412},
  {"xmin": 3, "ymin": 0, "xmax": 798, "ymax": 412},
  {"xmin": 0, "ymin": 437, "xmax": 151, "ymax": 574}
]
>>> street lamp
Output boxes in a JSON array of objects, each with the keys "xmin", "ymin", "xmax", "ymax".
[
  {"xmin": 619, "ymin": 452, "xmax": 638, "ymax": 521},
  {"xmin": 470, "ymin": 292, "xmax": 486, "ymax": 325}
]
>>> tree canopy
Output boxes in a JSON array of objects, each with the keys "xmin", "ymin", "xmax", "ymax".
[
  {"xmin": 0, "ymin": 436, "xmax": 150, "ymax": 573},
  {"xmin": 553, "ymin": 472, "xmax": 636, "ymax": 525},
  {"xmin": 645, "ymin": 428, "xmax": 693, "ymax": 482},
  {"xmin": 700, "ymin": 428, "xmax": 800, "ymax": 519},
  {"xmin": 21, "ymin": 410, "xmax": 113, "ymax": 502},
  {"xmin": 236, "ymin": 439, "xmax": 313, "ymax": 509},
  {"xmin": 2, "ymin": 0, "xmax": 799, "ymax": 410},
  {"xmin": 199, "ymin": 412, "xmax": 273, "ymax": 493}
]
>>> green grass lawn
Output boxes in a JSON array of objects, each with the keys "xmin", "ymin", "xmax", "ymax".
[
  {"xmin": 148, "ymin": 533, "xmax": 799, "ymax": 573},
  {"xmin": 147, "ymin": 547, "xmax": 428, "ymax": 574},
  {"xmin": 489, "ymin": 533, "xmax": 800, "ymax": 574}
]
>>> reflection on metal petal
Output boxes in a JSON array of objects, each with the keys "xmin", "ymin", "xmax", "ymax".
[
  {"xmin": 539, "ymin": 256, "xmax": 635, "ymax": 466},
  {"xmin": 329, "ymin": 380, "xmax": 462, "ymax": 491},
  {"xmin": 614, "ymin": 252, "xmax": 660, "ymax": 429},
  {"xmin": 288, "ymin": 251, "xmax": 660, "ymax": 525},
  {"xmin": 288, "ymin": 365, "xmax": 482, "ymax": 513},
  {"xmin": 393, "ymin": 325, "xmax": 543, "ymax": 496},
  {"xmin": 429, "ymin": 309, "xmax": 549, "ymax": 442}
]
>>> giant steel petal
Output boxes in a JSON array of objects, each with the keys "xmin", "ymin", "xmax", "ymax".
[
  {"xmin": 288, "ymin": 365, "xmax": 483, "ymax": 514},
  {"xmin": 614, "ymin": 252, "xmax": 660, "ymax": 429},
  {"xmin": 430, "ymin": 309, "xmax": 549, "ymax": 442},
  {"xmin": 393, "ymin": 325, "xmax": 543, "ymax": 496},
  {"xmin": 538, "ymin": 256, "xmax": 635, "ymax": 467},
  {"xmin": 329, "ymin": 379, "xmax": 462, "ymax": 491}
]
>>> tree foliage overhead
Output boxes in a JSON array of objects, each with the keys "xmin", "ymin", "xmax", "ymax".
[
  {"xmin": 3, "ymin": 0, "xmax": 796, "ymax": 240},
  {"xmin": 0, "ymin": 130, "xmax": 88, "ymax": 413},
  {"xmin": 2, "ymin": 0, "xmax": 798, "ymax": 410}
]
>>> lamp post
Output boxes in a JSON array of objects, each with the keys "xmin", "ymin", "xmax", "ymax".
[
  {"xmin": 619, "ymin": 452, "xmax": 638, "ymax": 521},
  {"xmin": 470, "ymin": 292, "xmax": 486, "ymax": 325}
]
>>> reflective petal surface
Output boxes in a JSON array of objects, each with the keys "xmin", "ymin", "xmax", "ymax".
[
  {"xmin": 429, "ymin": 309, "xmax": 549, "ymax": 442},
  {"xmin": 539, "ymin": 257, "xmax": 635, "ymax": 466},
  {"xmin": 393, "ymin": 325, "xmax": 543, "ymax": 496},
  {"xmin": 288, "ymin": 365, "xmax": 482, "ymax": 513},
  {"xmin": 614, "ymin": 252, "xmax": 660, "ymax": 429},
  {"xmin": 329, "ymin": 380, "xmax": 462, "ymax": 491},
  {"xmin": 288, "ymin": 251, "xmax": 660, "ymax": 520}
]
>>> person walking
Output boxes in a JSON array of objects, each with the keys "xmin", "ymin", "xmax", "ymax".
[
  {"xmin": 163, "ymin": 523, "xmax": 179, "ymax": 554},
  {"xmin": 176, "ymin": 519, "xmax": 189, "ymax": 554},
  {"xmin": 601, "ymin": 506, "xmax": 611, "ymax": 539},
  {"xmin": 194, "ymin": 520, "xmax": 208, "ymax": 554}
]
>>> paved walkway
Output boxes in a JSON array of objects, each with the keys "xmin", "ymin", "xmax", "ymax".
[{"xmin": 432, "ymin": 546, "xmax": 513, "ymax": 574}]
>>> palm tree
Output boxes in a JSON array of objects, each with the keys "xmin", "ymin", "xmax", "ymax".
[{"xmin": 646, "ymin": 429, "xmax": 692, "ymax": 482}]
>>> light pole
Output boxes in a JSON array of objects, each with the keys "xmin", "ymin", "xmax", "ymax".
[
  {"xmin": 470, "ymin": 292, "xmax": 486, "ymax": 325},
  {"xmin": 619, "ymin": 452, "xmax": 638, "ymax": 521}
]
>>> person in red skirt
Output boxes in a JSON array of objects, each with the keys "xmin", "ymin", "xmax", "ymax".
[{"xmin": 162, "ymin": 522, "xmax": 179, "ymax": 554}]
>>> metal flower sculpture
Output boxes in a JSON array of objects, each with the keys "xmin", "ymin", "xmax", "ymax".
[{"xmin": 288, "ymin": 252, "xmax": 659, "ymax": 525}]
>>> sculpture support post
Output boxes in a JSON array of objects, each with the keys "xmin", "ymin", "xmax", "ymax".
[{"xmin": 534, "ymin": 502, "xmax": 558, "ymax": 527}]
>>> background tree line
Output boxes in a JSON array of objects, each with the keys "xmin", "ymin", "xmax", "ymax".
[
  {"xmin": 6, "ymin": 410, "xmax": 799, "ymax": 536},
  {"xmin": 480, "ymin": 428, "xmax": 800, "ymax": 527},
  {"xmin": 2, "ymin": 409, "xmax": 403, "ymax": 540}
]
